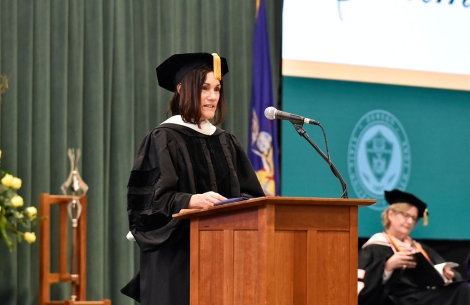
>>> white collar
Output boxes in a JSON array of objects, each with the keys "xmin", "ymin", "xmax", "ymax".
[{"xmin": 161, "ymin": 115, "xmax": 216, "ymax": 135}]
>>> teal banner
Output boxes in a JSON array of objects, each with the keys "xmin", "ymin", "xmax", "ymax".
[{"xmin": 281, "ymin": 76, "xmax": 470, "ymax": 240}]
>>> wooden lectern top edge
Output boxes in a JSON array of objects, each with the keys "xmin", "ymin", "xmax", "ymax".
[{"xmin": 173, "ymin": 196, "xmax": 376, "ymax": 219}]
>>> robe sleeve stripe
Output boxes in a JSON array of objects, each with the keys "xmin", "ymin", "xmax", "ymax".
[
  {"xmin": 128, "ymin": 167, "xmax": 160, "ymax": 187},
  {"xmin": 127, "ymin": 193, "xmax": 153, "ymax": 211}
]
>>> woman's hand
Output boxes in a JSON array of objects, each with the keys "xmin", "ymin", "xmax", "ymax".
[
  {"xmin": 384, "ymin": 252, "xmax": 417, "ymax": 271},
  {"xmin": 443, "ymin": 267, "xmax": 454, "ymax": 280},
  {"xmin": 188, "ymin": 191, "xmax": 227, "ymax": 209}
]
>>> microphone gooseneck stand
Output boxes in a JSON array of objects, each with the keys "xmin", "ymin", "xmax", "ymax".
[{"xmin": 292, "ymin": 122, "xmax": 349, "ymax": 198}]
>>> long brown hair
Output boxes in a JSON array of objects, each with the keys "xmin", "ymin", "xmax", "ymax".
[{"xmin": 168, "ymin": 64, "xmax": 226, "ymax": 126}]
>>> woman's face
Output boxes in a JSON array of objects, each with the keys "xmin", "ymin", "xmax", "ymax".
[
  {"xmin": 388, "ymin": 206, "xmax": 418, "ymax": 237},
  {"xmin": 199, "ymin": 71, "xmax": 221, "ymax": 121}
]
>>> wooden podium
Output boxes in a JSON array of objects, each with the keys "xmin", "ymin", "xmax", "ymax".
[{"xmin": 173, "ymin": 196, "xmax": 375, "ymax": 305}]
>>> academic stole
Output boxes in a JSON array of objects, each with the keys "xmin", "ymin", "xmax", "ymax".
[{"xmin": 384, "ymin": 231, "xmax": 432, "ymax": 262}]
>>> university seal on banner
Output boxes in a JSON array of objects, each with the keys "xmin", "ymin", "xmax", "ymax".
[{"xmin": 347, "ymin": 110, "xmax": 411, "ymax": 210}]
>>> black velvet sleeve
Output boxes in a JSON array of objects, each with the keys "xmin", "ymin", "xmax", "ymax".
[{"xmin": 127, "ymin": 128, "xmax": 192, "ymax": 252}]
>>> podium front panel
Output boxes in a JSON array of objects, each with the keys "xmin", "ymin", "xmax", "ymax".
[{"xmin": 182, "ymin": 198, "xmax": 368, "ymax": 305}]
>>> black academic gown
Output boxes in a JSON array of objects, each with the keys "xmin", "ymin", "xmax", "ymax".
[
  {"xmin": 121, "ymin": 123, "xmax": 265, "ymax": 305},
  {"xmin": 358, "ymin": 241, "xmax": 470, "ymax": 305}
]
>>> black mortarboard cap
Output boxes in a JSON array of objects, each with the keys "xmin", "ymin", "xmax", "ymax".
[
  {"xmin": 384, "ymin": 189, "xmax": 429, "ymax": 225},
  {"xmin": 156, "ymin": 52, "xmax": 229, "ymax": 92}
]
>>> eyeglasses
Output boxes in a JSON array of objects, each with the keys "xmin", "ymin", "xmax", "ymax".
[{"xmin": 395, "ymin": 211, "xmax": 418, "ymax": 223}]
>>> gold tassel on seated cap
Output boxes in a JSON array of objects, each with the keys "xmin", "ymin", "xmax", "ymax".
[
  {"xmin": 211, "ymin": 53, "xmax": 222, "ymax": 80},
  {"xmin": 423, "ymin": 208, "xmax": 428, "ymax": 226}
]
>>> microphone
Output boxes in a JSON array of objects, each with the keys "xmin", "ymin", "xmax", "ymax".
[{"xmin": 264, "ymin": 107, "xmax": 319, "ymax": 125}]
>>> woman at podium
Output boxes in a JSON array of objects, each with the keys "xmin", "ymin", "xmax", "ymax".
[
  {"xmin": 120, "ymin": 52, "xmax": 264, "ymax": 305},
  {"xmin": 357, "ymin": 189, "xmax": 470, "ymax": 305}
]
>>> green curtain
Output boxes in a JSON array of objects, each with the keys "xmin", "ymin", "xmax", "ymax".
[{"xmin": 0, "ymin": 0, "xmax": 283, "ymax": 304}]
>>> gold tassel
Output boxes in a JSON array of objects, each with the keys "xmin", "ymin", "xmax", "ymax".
[
  {"xmin": 211, "ymin": 53, "xmax": 222, "ymax": 81},
  {"xmin": 423, "ymin": 208, "xmax": 428, "ymax": 226}
]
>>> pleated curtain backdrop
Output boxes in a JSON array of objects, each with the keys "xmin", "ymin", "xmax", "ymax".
[{"xmin": 0, "ymin": 0, "xmax": 282, "ymax": 304}]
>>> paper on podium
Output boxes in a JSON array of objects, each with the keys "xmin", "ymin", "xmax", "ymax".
[
  {"xmin": 177, "ymin": 197, "xmax": 250, "ymax": 214},
  {"xmin": 213, "ymin": 197, "xmax": 249, "ymax": 206}
]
